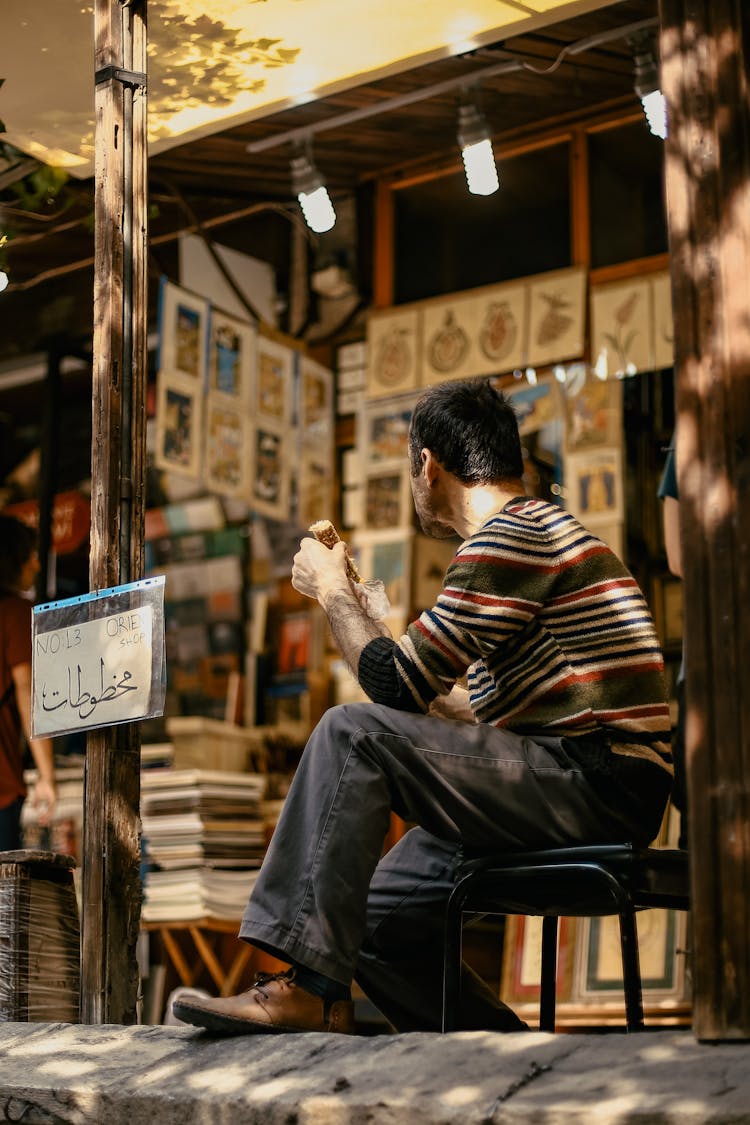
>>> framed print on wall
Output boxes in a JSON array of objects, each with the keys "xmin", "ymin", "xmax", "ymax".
[
  {"xmin": 354, "ymin": 530, "xmax": 413, "ymax": 610},
  {"xmin": 158, "ymin": 279, "xmax": 210, "ymax": 384},
  {"xmin": 300, "ymin": 356, "xmax": 334, "ymax": 442},
  {"xmin": 421, "ymin": 294, "xmax": 479, "ymax": 384},
  {"xmin": 364, "ymin": 468, "xmax": 413, "ymax": 530},
  {"xmin": 590, "ymin": 277, "xmax": 652, "ymax": 377},
  {"xmin": 251, "ymin": 420, "xmax": 291, "ymax": 522},
  {"xmin": 154, "ymin": 371, "xmax": 204, "ymax": 480},
  {"xmin": 564, "ymin": 447, "xmax": 624, "ymax": 525},
  {"xmin": 208, "ymin": 306, "xmax": 256, "ymax": 401},
  {"xmin": 472, "ymin": 281, "xmax": 527, "ymax": 376},
  {"xmin": 204, "ymin": 397, "xmax": 251, "ymax": 499},
  {"xmin": 564, "ymin": 374, "xmax": 623, "ymax": 453},
  {"xmin": 366, "ymin": 307, "xmax": 421, "ymax": 399},
  {"xmin": 362, "ymin": 392, "xmax": 418, "ymax": 471},
  {"xmin": 504, "ymin": 375, "xmax": 561, "ymax": 438},
  {"xmin": 527, "ymin": 266, "xmax": 586, "ymax": 369},
  {"xmin": 256, "ymin": 334, "xmax": 295, "ymax": 426}
]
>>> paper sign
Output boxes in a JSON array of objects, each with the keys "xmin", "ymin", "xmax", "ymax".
[{"xmin": 33, "ymin": 605, "xmax": 154, "ymax": 736}]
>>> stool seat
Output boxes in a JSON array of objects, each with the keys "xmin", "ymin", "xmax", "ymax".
[{"xmin": 442, "ymin": 843, "xmax": 689, "ymax": 1033}]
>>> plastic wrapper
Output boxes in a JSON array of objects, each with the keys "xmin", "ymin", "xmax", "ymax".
[
  {"xmin": 358, "ymin": 578, "xmax": 391, "ymax": 621},
  {"xmin": 0, "ymin": 851, "xmax": 80, "ymax": 1023}
]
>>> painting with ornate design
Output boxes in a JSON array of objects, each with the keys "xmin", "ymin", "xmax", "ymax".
[
  {"xmin": 367, "ymin": 308, "xmax": 420, "ymax": 399},
  {"xmin": 527, "ymin": 266, "xmax": 586, "ymax": 368}
]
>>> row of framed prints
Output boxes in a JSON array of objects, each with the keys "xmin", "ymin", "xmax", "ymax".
[
  {"xmin": 499, "ymin": 908, "xmax": 691, "ymax": 1028},
  {"xmin": 366, "ymin": 266, "xmax": 674, "ymax": 400},
  {"xmin": 153, "ymin": 279, "xmax": 333, "ymax": 526}
]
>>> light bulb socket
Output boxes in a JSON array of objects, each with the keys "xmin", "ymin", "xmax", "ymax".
[
  {"xmin": 457, "ymin": 101, "xmax": 490, "ymax": 149},
  {"xmin": 290, "ymin": 146, "xmax": 324, "ymax": 197},
  {"xmin": 629, "ymin": 31, "xmax": 660, "ymax": 99}
]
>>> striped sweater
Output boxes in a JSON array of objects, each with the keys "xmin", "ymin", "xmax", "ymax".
[{"xmin": 358, "ymin": 497, "xmax": 672, "ymax": 776}]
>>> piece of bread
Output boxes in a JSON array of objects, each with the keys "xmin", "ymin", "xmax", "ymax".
[{"xmin": 309, "ymin": 519, "xmax": 362, "ymax": 583}]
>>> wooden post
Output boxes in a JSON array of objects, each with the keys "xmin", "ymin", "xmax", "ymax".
[
  {"xmin": 82, "ymin": 0, "xmax": 148, "ymax": 1024},
  {"xmin": 659, "ymin": 0, "xmax": 750, "ymax": 1040}
]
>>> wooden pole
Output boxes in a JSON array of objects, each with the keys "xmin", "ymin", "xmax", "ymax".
[
  {"xmin": 658, "ymin": 0, "xmax": 750, "ymax": 1040},
  {"xmin": 82, "ymin": 0, "xmax": 148, "ymax": 1024}
]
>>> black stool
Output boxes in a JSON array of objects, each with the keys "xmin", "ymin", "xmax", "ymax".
[{"xmin": 442, "ymin": 843, "xmax": 689, "ymax": 1033}]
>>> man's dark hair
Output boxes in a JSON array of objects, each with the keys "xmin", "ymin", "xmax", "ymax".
[
  {"xmin": 0, "ymin": 515, "xmax": 37, "ymax": 593},
  {"xmin": 408, "ymin": 378, "xmax": 524, "ymax": 484}
]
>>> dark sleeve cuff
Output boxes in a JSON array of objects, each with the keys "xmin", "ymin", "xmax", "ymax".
[{"xmin": 357, "ymin": 636, "xmax": 425, "ymax": 712}]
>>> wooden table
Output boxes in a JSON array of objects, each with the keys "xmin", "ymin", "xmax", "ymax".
[{"xmin": 142, "ymin": 918, "xmax": 283, "ymax": 998}]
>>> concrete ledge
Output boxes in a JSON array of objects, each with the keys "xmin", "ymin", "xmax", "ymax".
[{"xmin": 1, "ymin": 1023, "xmax": 749, "ymax": 1124}]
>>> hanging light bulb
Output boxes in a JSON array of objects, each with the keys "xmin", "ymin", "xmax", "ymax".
[
  {"xmin": 457, "ymin": 98, "xmax": 499, "ymax": 196},
  {"xmin": 631, "ymin": 32, "xmax": 668, "ymax": 140},
  {"xmin": 290, "ymin": 142, "xmax": 336, "ymax": 234}
]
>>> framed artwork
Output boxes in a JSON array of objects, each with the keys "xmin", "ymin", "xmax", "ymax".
[
  {"xmin": 300, "ymin": 356, "xmax": 334, "ymax": 442},
  {"xmin": 364, "ymin": 468, "xmax": 412, "ymax": 530},
  {"xmin": 504, "ymin": 375, "xmax": 561, "ymax": 438},
  {"xmin": 564, "ymin": 447, "xmax": 624, "ymax": 524},
  {"xmin": 208, "ymin": 307, "xmax": 256, "ymax": 400},
  {"xmin": 500, "ymin": 915, "xmax": 578, "ymax": 1015},
  {"xmin": 256, "ymin": 335, "xmax": 294, "ymax": 425},
  {"xmin": 354, "ymin": 530, "xmax": 413, "ymax": 609},
  {"xmin": 251, "ymin": 421, "xmax": 291, "ymax": 522},
  {"xmin": 527, "ymin": 266, "xmax": 586, "ymax": 368},
  {"xmin": 297, "ymin": 452, "xmax": 334, "ymax": 531},
  {"xmin": 362, "ymin": 393, "xmax": 418, "ymax": 470},
  {"xmin": 421, "ymin": 294, "xmax": 479, "ymax": 384},
  {"xmin": 412, "ymin": 533, "xmax": 461, "ymax": 612},
  {"xmin": 590, "ymin": 277, "xmax": 652, "ymax": 377},
  {"xmin": 204, "ymin": 397, "xmax": 250, "ymax": 498},
  {"xmin": 472, "ymin": 281, "xmax": 527, "ymax": 376},
  {"xmin": 564, "ymin": 375, "xmax": 623, "ymax": 452},
  {"xmin": 158, "ymin": 279, "xmax": 209, "ymax": 383},
  {"xmin": 154, "ymin": 372, "xmax": 204, "ymax": 480},
  {"xmin": 366, "ymin": 307, "xmax": 421, "ymax": 399},
  {"xmin": 572, "ymin": 910, "xmax": 689, "ymax": 1008},
  {"xmin": 651, "ymin": 271, "xmax": 675, "ymax": 370}
]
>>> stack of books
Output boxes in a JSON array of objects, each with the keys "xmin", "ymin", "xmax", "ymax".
[{"xmin": 141, "ymin": 768, "xmax": 269, "ymax": 922}]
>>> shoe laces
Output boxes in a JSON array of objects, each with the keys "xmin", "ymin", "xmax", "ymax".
[{"xmin": 252, "ymin": 968, "xmax": 296, "ymax": 1000}]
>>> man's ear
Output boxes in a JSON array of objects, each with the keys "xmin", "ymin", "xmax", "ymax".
[{"xmin": 422, "ymin": 448, "xmax": 440, "ymax": 486}]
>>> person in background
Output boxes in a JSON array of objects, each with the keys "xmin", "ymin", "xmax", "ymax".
[
  {"xmin": 658, "ymin": 436, "xmax": 687, "ymax": 848},
  {"xmin": 0, "ymin": 515, "xmax": 56, "ymax": 850},
  {"xmin": 175, "ymin": 377, "xmax": 672, "ymax": 1037}
]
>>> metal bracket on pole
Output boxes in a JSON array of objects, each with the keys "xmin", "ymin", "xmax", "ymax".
[{"xmin": 95, "ymin": 66, "xmax": 147, "ymax": 89}]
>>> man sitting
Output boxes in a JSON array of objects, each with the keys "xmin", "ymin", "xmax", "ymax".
[{"xmin": 176, "ymin": 377, "xmax": 672, "ymax": 1035}]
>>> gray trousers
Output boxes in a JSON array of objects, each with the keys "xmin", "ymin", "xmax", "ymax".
[{"xmin": 240, "ymin": 702, "xmax": 656, "ymax": 1030}]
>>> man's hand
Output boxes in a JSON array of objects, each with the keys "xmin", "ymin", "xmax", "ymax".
[
  {"xmin": 292, "ymin": 538, "xmax": 350, "ymax": 603},
  {"xmin": 29, "ymin": 775, "xmax": 56, "ymax": 827}
]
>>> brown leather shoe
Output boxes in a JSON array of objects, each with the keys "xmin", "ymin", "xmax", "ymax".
[{"xmin": 172, "ymin": 971, "xmax": 355, "ymax": 1035}]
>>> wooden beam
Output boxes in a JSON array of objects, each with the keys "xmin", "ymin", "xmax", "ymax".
[
  {"xmin": 82, "ymin": 0, "xmax": 148, "ymax": 1025},
  {"xmin": 659, "ymin": 0, "xmax": 750, "ymax": 1041}
]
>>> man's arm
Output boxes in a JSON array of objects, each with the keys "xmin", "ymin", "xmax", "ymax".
[
  {"xmin": 11, "ymin": 662, "xmax": 56, "ymax": 824},
  {"xmin": 292, "ymin": 538, "xmax": 390, "ymax": 675}
]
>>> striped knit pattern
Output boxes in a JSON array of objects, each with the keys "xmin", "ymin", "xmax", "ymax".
[{"xmin": 395, "ymin": 498, "xmax": 672, "ymax": 773}]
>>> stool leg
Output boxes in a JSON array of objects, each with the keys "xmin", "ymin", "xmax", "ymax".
[
  {"xmin": 539, "ymin": 916, "xmax": 558, "ymax": 1033},
  {"xmin": 619, "ymin": 909, "xmax": 645, "ymax": 1031}
]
